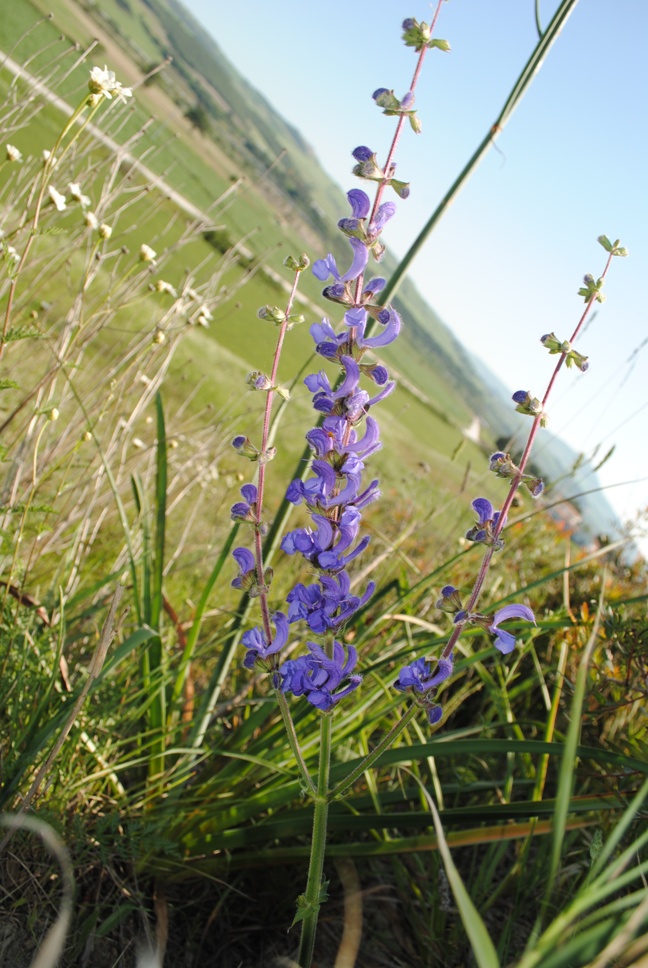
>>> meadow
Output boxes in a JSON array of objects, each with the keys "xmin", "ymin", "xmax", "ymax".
[{"xmin": 0, "ymin": 4, "xmax": 646, "ymax": 968}]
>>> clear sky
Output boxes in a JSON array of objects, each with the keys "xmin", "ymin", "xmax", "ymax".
[{"xmin": 181, "ymin": 0, "xmax": 648, "ymax": 545}]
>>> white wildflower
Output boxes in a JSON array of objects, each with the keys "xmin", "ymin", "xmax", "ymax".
[
  {"xmin": 48, "ymin": 408, "xmax": 60, "ymax": 422},
  {"xmin": 139, "ymin": 243, "xmax": 156, "ymax": 264},
  {"xmin": 42, "ymin": 149, "xmax": 58, "ymax": 168},
  {"xmin": 85, "ymin": 211, "xmax": 99, "ymax": 230},
  {"xmin": 68, "ymin": 182, "xmax": 91, "ymax": 209},
  {"xmin": 196, "ymin": 305, "xmax": 213, "ymax": 327},
  {"xmin": 154, "ymin": 279, "xmax": 177, "ymax": 297},
  {"xmin": 6, "ymin": 144, "xmax": 22, "ymax": 162},
  {"xmin": 48, "ymin": 186, "xmax": 67, "ymax": 211},
  {"xmin": 98, "ymin": 223, "xmax": 112, "ymax": 239},
  {"xmin": 88, "ymin": 66, "xmax": 133, "ymax": 104}
]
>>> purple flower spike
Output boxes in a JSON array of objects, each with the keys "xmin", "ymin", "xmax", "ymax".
[{"xmin": 488, "ymin": 604, "xmax": 536, "ymax": 655}]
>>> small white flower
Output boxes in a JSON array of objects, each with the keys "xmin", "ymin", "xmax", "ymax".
[
  {"xmin": 3, "ymin": 245, "xmax": 18, "ymax": 263},
  {"xmin": 132, "ymin": 437, "xmax": 145, "ymax": 449},
  {"xmin": 85, "ymin": 211, "xmax": 99, "ymax": 230},
  {"xmin": 48, "ymin": 408, "xmax": 60, "ymax": 422},
  {"xmin": 6, "ymin": 144, "xmax": 22, "ymax": 162},
  {"xmin": 88, "ymin": 66, "xmax": 133, "ymax": 103},
  {"xmin": 42, "ymin": 149, "xmax": 58, "ymax": 168},
  {"xmin": 98, "ymin": 223, "xmax": 112, "ymax": 239},
  {"xmin": 48, "ymin": 186, "xmax": 67, "ymax": 211},
  {"xmin": 139, "ymin": 243, "xmax": 156, "ymax": 264},
  {"xmin": 68, "ymin": 182, "xmax": 91, "ymax": 209},
  {"xmin": 154, "ymin": 279, "xmax": 177, "ymax": 297},
  {"xmin": 196, "ymin": 306, "xmax": 213, "ymax": 327}
]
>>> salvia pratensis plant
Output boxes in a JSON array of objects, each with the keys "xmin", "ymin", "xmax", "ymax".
[
  {"xmin": 2, "ymin": 9, "xmax": 641, "ymax": 968},
  {"xmin": 228, "ymin": 8, "xmax": 628, "ymax": 963}
]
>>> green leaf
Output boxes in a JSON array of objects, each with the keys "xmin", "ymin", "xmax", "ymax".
[
  {"xmin": 429, "ymin": 38, "xmax": 452, "ymax": 51},
  {"xmin": 427, "ymin": 796, "xmax": 500, "ymax": 968}
]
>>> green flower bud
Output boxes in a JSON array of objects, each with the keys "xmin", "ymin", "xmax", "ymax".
[{"xmin": 284, "ymin": 253, "xmax": 310, "ymax": 271}]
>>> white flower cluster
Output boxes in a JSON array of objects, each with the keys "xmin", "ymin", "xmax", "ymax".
[{"xmin": 88, "ymin": 66, "xmax": 132, "ymax": 105}]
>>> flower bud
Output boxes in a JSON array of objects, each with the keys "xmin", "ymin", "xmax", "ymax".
[
  {"xmin": 435, "ymin": 585, "xmax": 463, "ymax": 613},
  {"xmin": 246, "ymin": 371, "xmax": 273, "ymax": 391},
  {"xmin": 232, "ymin": 435, "xmax": 260, "ymax": 460},
  {"xmin": 139, "ymin": 243, "xmax": 157, "ymax": 264},
  {"xmin": 258, "ymin": 305, "xmax": 286, "ymax": 325},
  {"xmin": 283, "ymin": 253, "xmax": 310, "ymax": 271},
  {"xmin": 512, "ymin": 390, "xmax": 548, "ymax": 425}
]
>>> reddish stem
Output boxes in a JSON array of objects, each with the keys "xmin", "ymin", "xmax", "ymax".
[
  {"xmin": 442, "ymin": 249, "xmax": 616, "ymax": 659},
  {"xmin": 253, "ymin": 270, "xmax": 302, "ymax": 643}
]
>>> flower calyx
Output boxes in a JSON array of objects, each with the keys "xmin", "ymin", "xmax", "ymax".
[
  {"xmin": 283, "ymin": 252, "xmax": 310, "ymax": 272},
  {"xmin": 372, "ymin": 88, "xmax": 421, "ymax": 134},
  {"xmin": 577, "ymin": 274, "xmax": 605, "ymax": 305},
  {"xmin": 489, "ymin": 452, "xmax": 544, "ymax": 499},
  {"xmin": 512, "ymin": 390, "xmax": 549, "ymax": 427},
  {"xmin": 351, "ymin": 147, "xmax": 410, "ymax": 199},
  {"xmin": 540, "ymin": 332, "xmax": 589, "ymax": 372},
  {"xmin": 258, "ymin": 305, "xmax": 304, "ymax": 329},
  {"xmin": 598, "ymin": 235, "xmax": 628, "ymax": 258},
  {"xmin": 401, "ymin": 18, "xmax": 451, "ymax": 54},
  {"xmin": 465, "ymin": 497, "xmax": 506, "ymax": 550}
]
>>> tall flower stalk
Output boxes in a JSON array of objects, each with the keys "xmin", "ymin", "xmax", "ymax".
[
  {"xmin": 230, "ymin": 10, "xmax": 448, "ymax": 962},
  {"xmin": 395, "ymin": 235, "xmax": 627, "ymax": 720},
  {"xmin": 227, "ymin": 7, "xmax": 627, "ymax": 965}
]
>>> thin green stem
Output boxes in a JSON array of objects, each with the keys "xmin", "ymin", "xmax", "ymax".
[
  {"xmin": 297, "ymin": 711, "xmax": 332, "ymax": 968},
  {"xmin": 275, "ymin": 691, "xmax": 317, "ymax": 798}
]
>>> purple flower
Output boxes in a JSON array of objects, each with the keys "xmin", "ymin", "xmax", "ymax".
[
  {"xmin": 230, "ymin": 482, "xmax": 258, "ymax": 523},
  {"xmin": 286, "ymin": 573, "xmax": 375, "ymax": 633},
  {"xmin": 242, "ymin": 612, "xmax": 289, "ymax": 668},
  {"xmin": 488, "ymin": 604, "xmax": 536, "ymax": 655},
  {"xmin": 394, "ymin": 655, "xmax": 454, "ymax": 694},
  {"xmin": 312, "ymin": 237, "xmax": 368, "ymax": 285},
  {"xmin": 465, "ymin": 497, "xmax": 506, "ymax": 550},
  {"xmin": 435, "ymin": 585, "xmax": 463, "ymax": 613},
  {"xmin": 279, "ymin": 640, "xmax": 362, "ymax": 710},
  {"xmin": 231, "ymin": 546, "xmax": 256, "ymax": 590},
  {"xmin": 347, "ymin": 188, "xmax": 371, "ymax": 218}
]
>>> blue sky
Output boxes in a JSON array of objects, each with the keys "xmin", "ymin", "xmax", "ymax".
[{"xmin": 182, "ymin": 0, "xmax": 647, "ymax": 543}]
